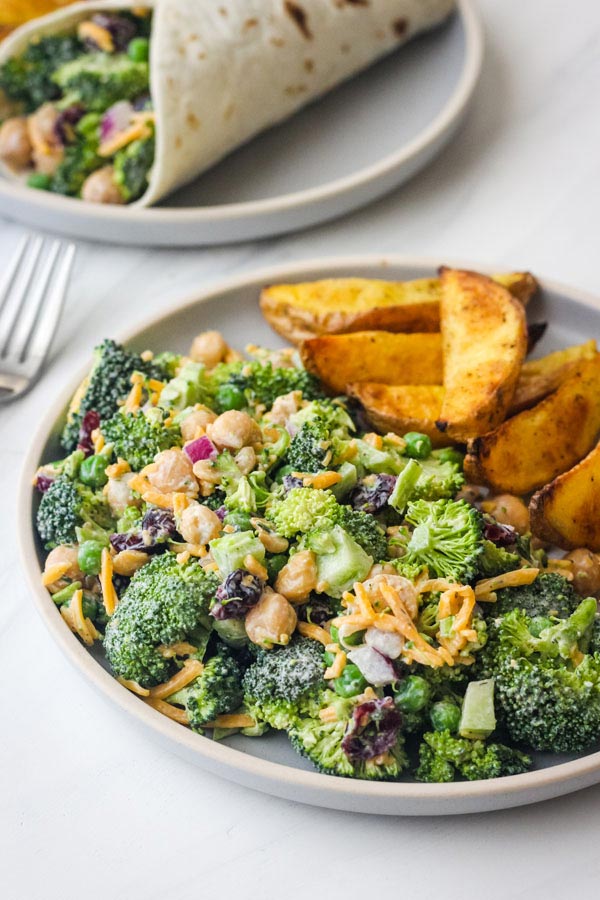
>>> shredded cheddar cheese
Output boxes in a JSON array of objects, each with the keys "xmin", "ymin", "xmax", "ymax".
[
  {"xmin": 42, "ymin": 562, "xmax": 70, "ymax": 586},
  {"xmin": 60, "ymin": 589, "xmax": 100, "ymax": 646},
  {"xmin": 123, "ymin": 380, "xmax": 143, "ymax": 415},
  {"xmin": 475, "ymin": 567, "xmax": 539, "ymax": 601},
  {"xmin": 297, "ymin": 621, "xmax": 331, "ymax": 646},
  {"xmin": 106, "ymin": 458, "xmax": 131, "ymax": 479},
  {"xmin": 145, "ymin": 697, "xmax": 189, "ymax": 725},
  {"xmin": 205, "ymin": 713, "xmax": 256, "ymax": 729},
  {"xmin": 77, "ymin": 20, "xmax": 114, "ymax": 52},
  {"xmin": 324, "ymin": 648, "xmax": 347, "ymax": 680},
  {"xmin": 158, "ymin": 642, "xmax": 198, "ymax": 659},
  {"xmin": 244, "ymin": 554, "xmax": 268, "ymax": 581},
  {"xmin": 100, "ymin": 548, "xmax": 119, "ymax": 616},
  {"xmin": 117, "ymin": 677, "xmax": 150, "ymax": 697},
  {"xmin": 99, "ymin": 114, "xmax": 154, "ymax": 158},
  {"xmin": 149, "ymin": 658, "xmax": 204, "ymax": 700}
]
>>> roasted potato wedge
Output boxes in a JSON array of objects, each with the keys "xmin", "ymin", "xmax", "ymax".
[
  {"xmin": 300, "ymin": 331, "xmax": 443, "ymax": 395},
  {"xmin": 513, "ymin": 340, "xmax": 597, "ymax": 413},
  {"xmin": 530, "ymin": 441, "xmax": 600, "ymax": 550},
  {"xmin": 464, "ymin": 357, "xmax": 600, "ymax": 494},
  {"xmin": 347, "ymin": 383, "xmax": 450, "ymax": 446},
  {"xmin": 260, "ymin": 272, "xmax": 538, "ymax": 345},
  {"xmin": 436, "ymin": 269, "xmax": 528, "ymax": 441}
]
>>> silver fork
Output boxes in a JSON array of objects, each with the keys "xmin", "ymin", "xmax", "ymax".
[{"xmin": 0, "ymin": 235, "xmax": 75, "ymax": 404}]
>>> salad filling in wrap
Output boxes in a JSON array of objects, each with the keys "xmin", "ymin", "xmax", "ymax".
[{"xmin": 0, "ymin": 0, "xmax": 455, "ymax": 205}]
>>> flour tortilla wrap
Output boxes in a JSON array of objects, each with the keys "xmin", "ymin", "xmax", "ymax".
[{"xmin": 0, "ymin": 0, "xmax": 455, "ymax": 206}]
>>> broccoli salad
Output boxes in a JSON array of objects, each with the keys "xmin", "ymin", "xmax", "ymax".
[
  {"xmin": 0, "ymin": 9, "xmax": 153, "ymax": 203},
  {"xmin": 34, "ymin": 331, "xmax": 600, "ymax": 783}
]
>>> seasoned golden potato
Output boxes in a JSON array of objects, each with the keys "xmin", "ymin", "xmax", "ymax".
[
  {"xmin": 530, "ymin": 441, "xmax": 600, "ymax": 550},
  {"xmin": 300, "ymin": 331, "xmax": 443, "ymax": 396},
  {"xmin": 347, "ymin": 383, "xmax": 450, "ymax": 447},
  {"xmin": 436, "ymin": 269, "xmax": 528, "ymax": 441},
  {"xmin": 260, "ymin": 272, "xmax": 538, "ymax": 345},
  {"xmin": 512, "ymin": 340, "xmax": 597, "ymax": 413},
  {"xmin": 465, "ymin": 357, "xmax": 600, "ymax": 494}
]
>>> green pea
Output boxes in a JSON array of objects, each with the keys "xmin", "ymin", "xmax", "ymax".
[
  {"xmin": 27, "ymin": 173, "xmax": 52, "ymax": 191},
  {"xmin": 79, "ymin": 454, "xmax": 108, "ymax": 488},
  {"xmin": 430, "ymin": 700, "xmax": 461, "ymax": 734},
  {"xmin": 437, "ymin": 447, "xmax": 464, "ymax": 466},
  {"xmin": 334, "ymin": 664, "xmax": 367, "ymax": 698},
  {"xmin": 216, "ymin": 383, "xmax": 246, "ymax": 411},
  {"xmin": 78, "ymin": 540, "xmax": 105, "ymax": 576},
  {"xmin": 266, "ymin": 553, "xmax": 288, "ymax": 582},
  {"xmin": 127, "ymin": 36, "xmax": 149, "ymax": 62},
  {"xmin": 403, "ymin": 432, "xmax": 433, "ymax": 460},
  {"xmin": 223, "ymin": 510, "xmax": 252, "ymax": 532},
  {"xmin": 394, "ymin": 675, "xmax": 432, "ymax": 713}
]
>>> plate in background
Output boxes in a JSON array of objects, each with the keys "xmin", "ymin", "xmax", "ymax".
[
  {"xmin": 0, "ymin": 1, "xmax": 482, "ymax": 247},
  {"xmin": 18, "ymin": 255, "xmax": 600, "ymax": 816}
]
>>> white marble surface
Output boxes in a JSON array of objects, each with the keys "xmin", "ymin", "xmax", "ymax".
[{"xmin": 2, "ymin": 1, "xmax": 600, "ymax": 896}]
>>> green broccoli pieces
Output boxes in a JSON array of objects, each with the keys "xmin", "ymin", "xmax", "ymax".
[
  {"xmin": 214, "ymin": 359, "xmax": 324, "ymax": 412},
  {"xmin": 103, "ymin": 553, "xmax": 219, "ymax": 687},
  {"xmin": 242, "ymin": 636, "xmax": 325, "ymax": 729},
  {"xmin": 415, "ymin": 730, "xmax": 531, "ymax": 783},
  {"xmin": 100, "ymin": 409, "xmax": 182, "ymax": 471},
  {"xmin": 336, "ymin": 506, "xmax": 387, "ymax": 561},
  {"xmin": 0, "ymin": 34, "xmax": 84, "ymax": 110},
  {"xmin": 494, "ymin": 572, "xmax": 578, "ymax": 619},
  {"xmin": 52, "ymin": 52, "xmax": 149, "ymax": 111},
  {"xmin": 394, "ymin": 499, "xmax": 483, "ymax": 582},
  {"xmin": 169, "ymin": 647, "xmax": 243, "ymax": 731},
  {"xmin": 51, "ymin": 138, "xmax": 103, "ymax": 197},
  {"xmin": 267, "ymin": 487, "xmax": 339, "ymax": 538},
  {"xmin": 114, "ymin": 134, "xmax": 155, "ymax": 201},
  {"xmin": 480, "ymin": 598, "xmax": 600, "ymax": 752},
  {"xmin": 36, "ymin": 475, "xmax": 114, "ymax": 547},
  {"xmin": 62, "ymin": 339, "xmax": 167, "ymax": 451},
  {"xmin": 284, "ymin": 400, "xmax": 354, "ymax": 474},
  {"xmin": 476, "ymin": 540, "xmax": 522, "ymax": 579}
]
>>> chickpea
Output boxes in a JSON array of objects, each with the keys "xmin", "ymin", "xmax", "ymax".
[
  {"xmin": 189, "ymin": 330, "xmax": 229, "ymax": 368},
  {"xmin": 106, "ymin": 473, "xmax": 141, "ymax": 515},
  {"xmin": 81, "ymin": 166, "xmax": 124, "ymax": 205},
  {"xmin": 481, "ymin": 494, "xmax": 530, "ymax": 535},
  {"xmin": 44, "ymin": 545, "xmax": 82, "ymax": 585},
  {"xmin": 180, "ymin": 407, "xmax": 217, "ymax": 441},
  {"xmin": 245, "ymin": 589, "xmax": 298, "ymax": 649},
  {"xmin": 28, "ymin": 103, "xmax": 63, "ymax": 175},
  {"xmin": 112, "ymin": 549, "xmax": 150, "ymax": 577},
  {"xmin": 0, "ymin": 117, "xmax": 33, "ymax": 171},
  {"xmin": 275, "ymin": 550, "xmax": 318, "ymax": 603},
  {"xmin": 207, "ymin": 410, "xmax": 262, "ymax": 452},
  {"xmin": 235, "ymin": 446, "xmax": 256, "ymax": 475},
  {"xmin": 178, "ymin": 502, "xmax": 222, "ymax": 545},
  {"xmin": 266, "ymin": 390, "xmax": 303, "ymax": 427},
  {"xmin": 563, "ymin": 548, "xmax": 600, "ymax": 597},
  {"xmin": 147, "ymin": 448, "xmax": 198, "ymax": 495}
]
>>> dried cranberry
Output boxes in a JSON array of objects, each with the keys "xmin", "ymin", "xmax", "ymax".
[
  {"xmin": 91, "ymin": 13, "xmax": 137, "ymax": 51},
  {"xmin": 483, "ymin": 519, "xmax": 517, "ymax": 547},
  {"xmin": 210, "ymin": 569, "xmax": 263, "ymax": 620},
  {"xmin": 141, "ymin": 508, "xmax": 177, "ymax": 543},
  {"xmin": 35, "ymin": 473, "xmax": 54, "ymax": 493},
  {"xmin": 341, "ymin": 696, "xmax": 402, "ymax": 761},
  {"xmin": 77, "ymin": 410, "xmax": 100, "ymax": 456},
  {"xmin": 54, "ymin": 104, "xmax": 85, "ymax": 145},
  {"xmin": 298, "ymin": 596, "xmax": 333, "ymax": 626},
  {"xmin": 350, "ymin": 474, "xmax": 396, "ymax": 514},
  {"xmin": 214, "ymin": 505, "xmax": 227, "ymax": 522},
  {"xmin": 282, "ymin": 474, "xmax": 304, "ymax": 493},
  {"xmin": 110, "ymin": 531, "xmax": 146, "ymax": 553}
]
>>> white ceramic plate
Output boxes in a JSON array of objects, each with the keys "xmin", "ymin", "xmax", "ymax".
[
  {"xmin": 18, "ymin": 255, "xmax": 600, "ymax": 815},
  {"xmin": 0, "ymin": 2, "xmax": 482, "ymax": 247}
]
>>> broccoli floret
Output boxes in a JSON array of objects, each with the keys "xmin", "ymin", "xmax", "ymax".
[
  {"xmin": 52, "ymin": 52, "xmax": 149, "ymax": 111},
  {"xmin": 168, "ymin": 646, "xmax": 243, "ymax": 730},
  {"xmin": 389, "ymin": 452, "xmax": 465, "ymax": 513},
  {"xmin": 36, "ymin": 475, "xmax": 114, "ymax": 547},
  {"xmin": 480, "ymin": 598, "xmax": 600, "ymax": 752},
  {"xmin": 415, "ymin": 730, "xmax": 531, "ymax": 783},
  {"xmin": 62, "ymin": 339, "xmax": 167, "ymax": 451},
  {"xmin": 50, "ymin": 117, "xmax": 103, "ymax": 197},
  {"xmin": 114, "ymin": 134, "xmax": 155, "ymax": 201},
  {"xmin": 267, "ymin": 487, "xmax": 339, "ymax": 538},
  {"xmin": 494, "ymin": 572, "xmax": 578, "ymax": 619},
  {"xmin": 103, "ymin": 553, "xmax": 219, "ymax": 687},
  {"xmin": 289, "ymin": 691, "xmax": 407, "ymax": 780},
  {"xmin": 395, "ymin": 499, "xmax": 483, "ymax": 582},
  {"xmin": 100, "ymin": 409, "xmax": 182, "ymax": 471},
  {"xmin": 337, "ymin": 506, "xmax": 387, "ymax": 561},
  {"xmin": 284, "ymin": 400, "xmax": 354, "ymax": 474},
  {"xmin": 476, "ymin": 540, "xmax": 522, "ymax": 578},
  {"xmin": 0, "ymin": 34, "xmax": 84, "ymax": 110},
  {"xmin": 214, "ymin": 359, "xmax": 324, "ymax": 411},
  {"xmin": 242, "ymin": 636, "xmax": 326, "ymax": 730}
]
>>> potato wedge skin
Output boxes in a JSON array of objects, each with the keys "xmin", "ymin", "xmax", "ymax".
[
  {"xmin": 436, "ymin": 269, "xmax": 528, "ymax": 441},
  {"xmin": 530, "ymin": 442, "xmax": 600, "ymax": 550},
  {"xmin": 347, "ymin": 383, "xmax": 451, "ymax": 447},
  {"xmin": 512, "ymin": 340, "xmax": 597, "ymax": 413},
  {"xmin": 300, "ymin": 331, "xmax": 443, "ymax": 396},
  {"xmin": 464, "ymin": 356, "xmax": 600, "ymax": 494},
  {"xmin": 260, "ymin": 273, "xmax": 537, "ymax": 345}
]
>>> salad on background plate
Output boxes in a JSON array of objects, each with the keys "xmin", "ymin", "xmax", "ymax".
[{"xmin": 33, "ymin": 267, "xmax": 600, "ymax": 784}]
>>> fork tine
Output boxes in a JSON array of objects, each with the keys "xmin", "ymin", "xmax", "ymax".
[
  {"xmin": 11, "ymin": 240, "xmax": 62, "ymax": 362},
  {"xmin": 0, "ymin": 236, "xmax": 43, "ymax": 355},
  {"xmin": 26, "ymin": 242, "xmax": 75, "ymax": 364},
  {"xmin": 0, "ymin": 234, "xmax": 30, "ymax": 317}
]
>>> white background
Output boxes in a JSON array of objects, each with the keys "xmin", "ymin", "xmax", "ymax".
[{"xmin": 2, "ymin": 1, "xmax": 600, "ymax": 897}]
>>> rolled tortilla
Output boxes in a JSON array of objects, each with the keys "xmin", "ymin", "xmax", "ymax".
[{"xmin": 0, "ymin": 0, "xmax": 455, "ymax": 206}]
